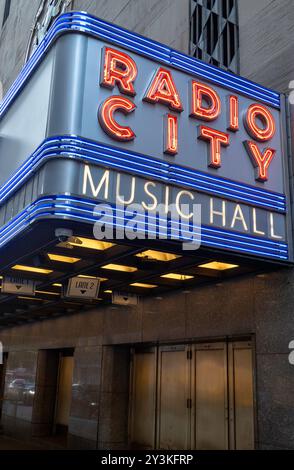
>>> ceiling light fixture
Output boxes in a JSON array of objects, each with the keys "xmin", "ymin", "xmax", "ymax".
[
  {"xmin": 160, "ymin": 273, "xmax": 194, "ymax": 280},
  {"xmin": 198, "ymin": 261, "xmax": 239, "ymax": 271},
  {"xmin": 12, "ymin": 265, "xmax": 53, "ymax": 274},
  {"xmin": 101, "ymin": 264, "xmax": 137, "ymax": 273}
]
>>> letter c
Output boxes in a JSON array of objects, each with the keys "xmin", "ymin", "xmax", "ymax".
[{"xmin": 98, "ymin": 95, "xmax": 136, "ymax": 141}]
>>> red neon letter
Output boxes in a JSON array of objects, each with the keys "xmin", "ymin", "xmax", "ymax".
[
  {"xmin": 143, "ymin": 67, "xmax": 183, "ymax": 111},
  {"xmin": 98, "ymin": 96, "xmax": 136, "ymax": 141},
  {"xmin": 198, "ymin": 126, "xmax": 229, "ymax": 168},
  {"xmin": 100, "ymin": 47, "xmax": 137, "ymax": 96},
  {"xmin": 164, "ymin": 114, "xmax": 178, "ymax": 155},
  {"xmin": 228, "ymin": 95, "xmax": 239, "ymax": 131},
  {"xmin": 244, "ymin": 104, "xmax": 276, "ymax": 142},
  {"xmin": 244, "ymin": 141, "xmax": 275, "ymax": 182},
  {"xmin": 190, "ymin": 81, "xmax": 221, "ymax": 121}
]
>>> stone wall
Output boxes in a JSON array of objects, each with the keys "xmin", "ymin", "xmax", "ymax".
[
  {"xmin": 0, "ymin": 268, "xmax": 294, "ymax": 449},
  {"xmin": 238, "ymin": 0, "xmax": 294, "ymax": 92}
]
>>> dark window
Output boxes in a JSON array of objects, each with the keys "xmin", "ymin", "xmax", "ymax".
[
  {"xmin": 190, "ymin": 0, "xmax": 239, "ymax": 73},
  {"xmin": 2, "ymin": 0, "xmax": 11, "ymax": 26}
]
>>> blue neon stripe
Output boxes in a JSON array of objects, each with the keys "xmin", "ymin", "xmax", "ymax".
[
  {"xmin": 53, "ymin": 197, "xmax": 288, "ymax": 253},
  {"xmin": 0, "ymin": 194, "xmax": 288, "ymax": 260},
  {"xmin": 53, "ymin": 194, "xmax": 288, "ymax": 254},
  {"xmin": 170, "ymin": 53, "xmax": 280, "ymax": 107},
  {"xmin": 55, "ymin": 210, "xmax": 287, "ymax": 259},
  {"xmin": 0, "ymin": 135, "xmax": 286, "ymax": 214},
  {"xmin": 56, "ymin": 195, "xmax": 286, "ymax": 250},
  {"xmin": 0, "ymin": 11, "xmax": 280, "ymax": 122}
]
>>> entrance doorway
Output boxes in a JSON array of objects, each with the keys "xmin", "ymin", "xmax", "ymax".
[
  {"xmin": 129, "ymin": 339, "xmax": 254, "ymax": 450},
  {"xmin": 0, "ymin": 353, "xmax": 8, "ymax": 421},
  {"xmin": 54, "ymin": 350, "xmax": 74, "ymax": 436},
  {"xmin": 33, "ymin": 348, "xmax": 74, "ymax": 440}
]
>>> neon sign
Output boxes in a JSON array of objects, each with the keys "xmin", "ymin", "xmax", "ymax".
[
  {"xmin": 0, "ymin": 13, "xmax": 290, "ymax": 262},
  {"xmin": 97, "ymin": 47, "xmax": 277, "ymax": 183}
]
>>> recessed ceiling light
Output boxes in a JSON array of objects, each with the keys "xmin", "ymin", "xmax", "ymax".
[
  {"xmin": 35, "ymin": 290, "xmax": 60, "ymax": 296},
  {"xmin": 12, "ymin": 265, "xmax": 53, "ymax": 274},
  {"xmin": 61, "ymin": 237, "xmax": 114, "ymax": 251},
  {"xmin": 130, "ymin": 282, "xmax": 158, "ymax": 288},
  {"xmin": 136, "ymin": 250, "xmax": 180, "ymax": 262},
  {"xmin": 48, "ymin": 253, "xmax": 81, "ymax": 264},
  {"xmin": 160, "ymin": 273, "xmax": 194, "ymax": 280},
  {"xmin": 104, "ymin": 290, "xmax": 112, "ymax": 294},
  {"xmin": 77, "ymin": 275, "xmax": 108, "ymax": 281},
  {"xmin": 198, "ymin": 262, "xmax": 239, "ymax": 271},
  {"xmin": 101, "ymin": 264, "xmax": 137, "ymax": 273},
  {"xmin": 52, "ymin": 283, "xmax": 62, "ymax": 287}
]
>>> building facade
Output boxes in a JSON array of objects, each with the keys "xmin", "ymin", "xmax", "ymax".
[{"xmin": 0, "ymin": 0, "xmax": 293, "ymax": 451}]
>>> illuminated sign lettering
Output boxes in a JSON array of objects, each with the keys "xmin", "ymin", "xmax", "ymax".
[
  {"xmin": 198, "ymin": 126, "xmax": 229, "ymax": 168},
  {"xmin": 0, "ymin": 15, "xmax": 289, "ymax": 263},
  {"xmin": 243, "ymin": 141, "xmax": 276, "ymax": 182},
  {"xmin": 143, "ymin": 67, "xmax": 183, "ymax": 111},
  {"xmin": 98, "ymin": 95, "xmax": 136, "ymax": 141},
  {"xmin": 227, "ymin": 95, "xmax": 239, "ymax": 132},
  {"xmin": 190, "ymin": 81, "xmax": 221, "ymax": 121},
  {"xmin": 164, "ymin": 114, "xmax": 178, "ymax": 155},
  {"xmin": 82, "ymin": 164, "xmax": 285, "ymax": 241},
  {"xmin": 97, "ymin": 47, "xmax": 278, "ymax": 182},
  {"xmin": 100, "ymin": 47, "xmax": 137, "ymax": 96}
]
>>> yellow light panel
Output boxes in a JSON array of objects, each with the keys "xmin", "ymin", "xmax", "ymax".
[
  {"xmin": 136, "ymin": 250, "xmax": 180, "ymax": 262},
  {"xmin": 160, "ymin": 273, "xmax": 194, "ymax": 281},
  {"xmin": 78, "ymin": 275, "xmax": 108, "ymax": 281},
  {"xmin": 48, "ymin": 253, "xmax": 81, "ymax": 263},
  {"xmin": 66, "ymin": 237, "xmax": 114, "ymax": 251},
  {"xmin": 52, "ymin": 283, "xmax": 62, "ymax": 287},
  {"xmin": 198, "ymin": 261, "xmax": 239, "ymax": 271},
  {"xmin": 104, "ymin": 290, "xmax": 112, "ymax": 294},
  {"xmin": 12, "ymin": 265, "xmax": 53, "ymax": 274},
  {"xmin": 130, "ymin": 283, "xmax": 158, "ymax": 289},
  {"xmin": 36, "ymin": 290, "xmax": 60, "ymax": 296},
  {"xmin": 101, "ymin": 264, "xmax": 137, "ymax": 273}
]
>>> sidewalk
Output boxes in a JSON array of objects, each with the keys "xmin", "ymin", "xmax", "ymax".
[{"xmin": 0, "ymin": 435, "xmax": 47, "ymax": 450}]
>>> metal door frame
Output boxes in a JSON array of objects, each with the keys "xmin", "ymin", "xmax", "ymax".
[
  {"xmin": 156, "ymin": 344, "xmax": 191, "ymax": 450},
  {"xmin": 0, "ymin": 352, "xmax": 8, "ymax": 420},
  {"xmin": 128, "ymin": 337, "xmax": 255, "ymax": 450},
  {"xmin": 128, "ymin": 346, "xmax": 158, "ymax": 449},
  {"xmin": 191, "ymin": 342, "xmax": 229, "ymax": 450},
  {"xmin": 53, "ymin": 348, "xmax": 74, "ymax": 434},
  {"xmin": 228, "ymin": 340, "xmax": 255, "ymax": 449}
]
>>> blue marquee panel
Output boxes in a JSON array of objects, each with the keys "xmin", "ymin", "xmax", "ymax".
[
  {"xmin": 0, "ymin": 135, "xmax": 286, "ymax": 213},
  {"xmin": 0, "ymin": 194, "xmax": 288, "ymax": 260},
  {"xmin": 0, "ymin": 11, "xmax": 288, "ymax": 262}
]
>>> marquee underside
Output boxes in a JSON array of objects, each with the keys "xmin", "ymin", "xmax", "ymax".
[{"xmin": 0, "ymin": 217, "xmax": 285, "ymax": 328}]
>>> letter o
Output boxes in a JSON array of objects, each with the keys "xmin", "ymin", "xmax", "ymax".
[{"xmin": 244, "ymin": 104, "xmax": 275, "ymax": 142}]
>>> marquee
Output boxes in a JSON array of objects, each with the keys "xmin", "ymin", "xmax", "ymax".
[{"xmin": 0, "ymin": 12, "xmax": 291, "ymax": 262}]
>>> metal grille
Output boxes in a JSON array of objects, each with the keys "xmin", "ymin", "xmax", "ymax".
[
  {"xmin": 2, "ymin": 0, "xmax": 11, "ymax": 26},
  {"xmin": 25, "ymin": 0, "xmax": 73, "ymax": 62},
  {"xmin": 190, "ymin": 0, "xmax": 239, "ymax": 73}
]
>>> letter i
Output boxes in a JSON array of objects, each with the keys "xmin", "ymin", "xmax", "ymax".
[{"xmin": 164, "ymin": 114, "xmax": 178, "ymax": 155}]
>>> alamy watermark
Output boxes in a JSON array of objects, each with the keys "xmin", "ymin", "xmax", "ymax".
[{"xmin": 92, "ymin": 202, "xmax": 202, "ymax": 251}]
